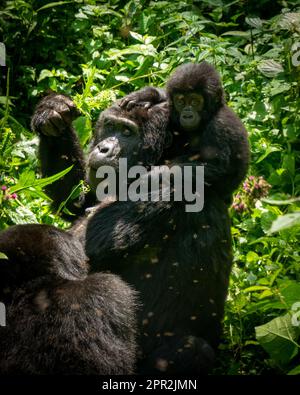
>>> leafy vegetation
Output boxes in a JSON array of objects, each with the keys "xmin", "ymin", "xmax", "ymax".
[{"xmin": 0, "ymin": 0, "xmax": 299, "ymax": 375}]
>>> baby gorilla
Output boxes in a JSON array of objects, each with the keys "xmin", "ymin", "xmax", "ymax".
[{"xmin": 0, "ymin": 224, "xmax": 138, "ymax": 375}]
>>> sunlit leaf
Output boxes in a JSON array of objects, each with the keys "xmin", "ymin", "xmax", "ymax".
[
  {"xmin": 255, "ymin": 313, "xmax": 300, "ymax": 365},
  {"xmin": 269, "ymin": 212, "xmax": 300, "ymax": 233}
]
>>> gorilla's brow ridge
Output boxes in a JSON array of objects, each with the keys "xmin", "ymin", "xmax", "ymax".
[{"xmin": 103, "ymin": 114, "xmax": 139, "ymax": 133}]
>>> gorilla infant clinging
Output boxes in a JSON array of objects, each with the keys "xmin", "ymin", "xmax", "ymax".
[{"xmin": 0, "ymin": 224, "xmax": 138, "ymax": 375}]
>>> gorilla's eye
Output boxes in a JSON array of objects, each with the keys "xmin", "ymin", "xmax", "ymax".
[
  {"xmin": 122, "ymin": 128, "xmax": 132, "ymax": 137},
  {"xmin": 191, "ymin": 99, "xmax": 200, "ymax": 106},
  {"xmin": 174, "ymin": 94, "xmax": 185, "ymax": 107},
  {"xmin": 190, "ymin": 95, "xmax": 204, "ymax": 109}
]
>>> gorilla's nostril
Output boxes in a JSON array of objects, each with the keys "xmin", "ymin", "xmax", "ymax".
[{"xmin": 99, "ymin": 146, "xmax": 110, "ymax": 154}]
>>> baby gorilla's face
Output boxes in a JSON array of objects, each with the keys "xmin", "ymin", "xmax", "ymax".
[{"xmin": 173, "ymin": 92, "xmax": 204, "ymax": 131}]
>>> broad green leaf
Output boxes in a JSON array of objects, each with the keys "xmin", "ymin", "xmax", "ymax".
[
  {"xmin": 279, "ymin": 13, "xmax": 300, "ymax": 30},
  {"xmin": 278, "ymin": 281, "xmax": 300, "ymax": 307},
  {"xmin": 37, "ymin": 69, "xmax": 54, "ymax": 82},
  {"xmin": 282, "ymin": 154, "xmax": 295, "ymax": 176},
  {"xmin": 255, "ymin": 313, "xmax": 300, "ymax": 365},
  {"xmin": 73, "ymin": 116, "xmax": 92, "ymax": 146},
  {"xmin": 269, "ymin": 212, "xmax": 300, "ymax": 233},
  {"xmin": 258, "ymin": 60, "xmax": 284, "ymax": 77},
  {"xmin": 6, "ymin": 206, "xmax": 38, "ymax": 225},
  {"xmin": 261, "ymin": 211, "xmax": 278, "ymax": 233},
  {"xmin": 269, "ymin": 82, "xmax": 291, "ymax": 97},
  {"xmin": 0, "ymin": 252, "xmax": 8, "ymax": 259},
  {"xmin": 246, "ymin": 251, "xmax": 259, "ymax": 263},
  {"xmin": 245, "ymin": 17, "xmax": 263, "ymax": 29}
]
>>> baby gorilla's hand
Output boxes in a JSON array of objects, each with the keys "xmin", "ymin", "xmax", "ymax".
[
  {"xmin": 119, "ymin": 87, "xmax": 166, "ymax": 111},
  {"xmin": 31, "ymin": 93, "xmax": 80, "ymax": 136}
]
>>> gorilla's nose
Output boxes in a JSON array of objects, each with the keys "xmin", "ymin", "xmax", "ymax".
[{"xmin": 97, "ymin": 141, "xmax": 115, "ymax": 157}]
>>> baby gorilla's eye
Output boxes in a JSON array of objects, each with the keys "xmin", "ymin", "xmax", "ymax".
[
  {"xmin": 174, "ymin": 94, "xmax": 185, "ymax": 107},
  {"xmin": 122, "ymin": 128, "xmax": 132, "ymax": 137},
  {"xmin": 192, "ymin": 98, "xmax": 204, "ymax": 110}
]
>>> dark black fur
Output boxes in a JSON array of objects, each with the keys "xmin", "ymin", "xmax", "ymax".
[
  {"xmin": 0, "ymin": 224, "xmax": 138, "ymax": 375},
  {"xmin": 31, "ymin": 93, "xmax": 86, "ymax": 214},
  {"xmin": 31, "ymin": 79, "xmax": 238, "ymax": 373},
  {"xmin": 82, "ymin": 189, "xmax": 232, "ymax": 374},
  {"xmin": 121, "ymin": 62, "xmax": 250, "ymax": 202},
  {"xmin": 31, "ymin": 93, "xmax": 170, "ymax": 215}
]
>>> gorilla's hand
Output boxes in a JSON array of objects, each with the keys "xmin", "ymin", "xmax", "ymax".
[
  {"xmin": 119, "ymin": 87, "xmax": 167, "ymax": 111},
  {"xmin": 31, "ymin": 93, "xmax": 80, "ymax": 136}
]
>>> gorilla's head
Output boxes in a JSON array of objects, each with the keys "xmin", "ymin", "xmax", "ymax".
[
  {"xmin": 166, "ymin": 62, "xmax": 225, "ymax": 133},
  {"xmin": 87, "ymin": 101, "xmax": 170, "ymax": 190}
]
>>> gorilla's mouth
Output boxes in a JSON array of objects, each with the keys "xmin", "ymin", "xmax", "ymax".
[{"xmin": 180, "ymin": 112, "xmax": 200, "ymax": 130}]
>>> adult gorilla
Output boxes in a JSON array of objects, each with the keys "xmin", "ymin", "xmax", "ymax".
[
  {"xmin": 32, "ymin": 92, "xmax": 232, "ymax": 374},
  {"xmin": 0, "ymin": 224, "xmax": 138, "ymax": 374},
  {"xmin": 31, "ymin": 93, "xmax": 170, "ymax": 215}
]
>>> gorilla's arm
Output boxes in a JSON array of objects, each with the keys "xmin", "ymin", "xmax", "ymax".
[
  {"xmin": 31, "ymin": 93, "xmax": 89, "ymax": 214},
  {"xmin": 85, "ymin": 197, "xmax": 174, "ymax": 270}
]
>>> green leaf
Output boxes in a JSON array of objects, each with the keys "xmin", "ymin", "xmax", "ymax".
[
  {"xmin": 0, "ymin": 252, "xmax": 8, "ymax": 259},
  {"xmin": 10, "ymin": 166, "xmax": 73, "ymax": 193},
  {"xmin": 73, "ymin": 116, "xmax": 92, "ymax": 146},
  {"xmin": 221, "ymin": 31, "xmax": 250, "ymax": 37},
  {"xmin": 269, "ymin": 212, "xmax": 300, "ymax": 233},
  {"xmin": 258, "ymin": 60, "xmax": 284, "ymax": 78},
  {"xmin": 262, "ymin": 197, "xmax": 300, "ymax": 205},
  {"xmin": 261, "ymin": 211, "xmax": 278, "ymax": 233},
  {"xmin": 279, "ymin": 281, "xmax": 300, "ymax": 308},
  {"xmin": 36, "ymin": 1, "xmax": 74, "ymax": 12},
  {"xmin": 243, "ymin": 285, "xmax": 270, "ymax": 293},
  {"xmin": 246, "ymin": 251, "xmax": 259, "ymax": 263},
  {"xmin": 288, "ymin": 365, "xmax": 300, "ymax": 375},
  {"xmin": 255, "ymin": 146, "xmax": 281, "ymax": 163},
  {"xmin": 282, "ymin": 154, "xmax": 295, "ymax": 176},
  {"xmin": 37, "ymin": 69, "xmax": 54, "ymax": 82},
  {"xmin": 245, "ymin": 17, "xmax": 263, "ymax": 29},
  {"xmin": 255, "ymin": 313, "xmax": 300, "ymax": 365},
  {"xmin": 56, "ymin": 181, "xmax": 84, "ymax": 215}
]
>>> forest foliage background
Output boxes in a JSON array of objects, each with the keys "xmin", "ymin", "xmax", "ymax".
[{"xmin": 0, "ymin": 0, "xmax": 299, "ymax": 375}]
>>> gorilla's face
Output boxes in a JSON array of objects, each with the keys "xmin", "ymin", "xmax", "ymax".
[
  {"xmin": 173, "ymin": 92, "xmax": 204, "ymax": 132},
  {"xmin": 87, "ymin": 110, "xmax": 142, "ymax": 189}
]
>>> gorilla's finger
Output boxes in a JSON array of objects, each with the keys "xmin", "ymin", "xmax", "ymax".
[
  {"xmin": 119, "ymin": 97, "xmax": 129, "ymax": 108},
  {"xmin": 40, "ymin": 121, "xmax": 61, "ymax": 136},
  {"xmin": 127, "ymin": 100, "xmax": 138, "ymax": 111}
]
